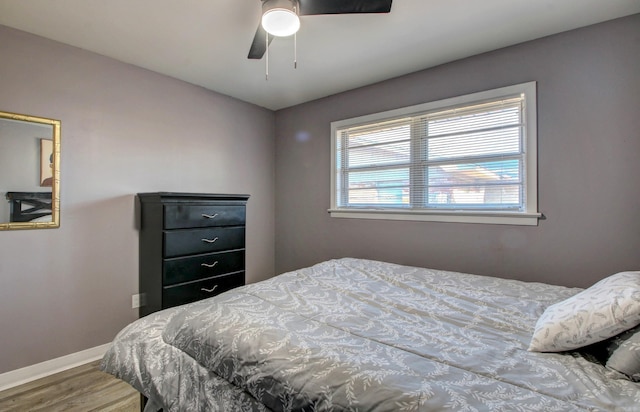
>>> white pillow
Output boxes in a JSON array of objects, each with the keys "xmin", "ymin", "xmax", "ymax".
[{"xmin": 529, "ymin": 271, "xmax": 640, "ymax": 352}]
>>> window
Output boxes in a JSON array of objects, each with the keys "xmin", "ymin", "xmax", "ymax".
[{"xmin": 330, "ymin": 82, "xmax": 540, "ymax": 225}]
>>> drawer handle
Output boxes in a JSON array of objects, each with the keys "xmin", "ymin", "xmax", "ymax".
[
  {"xmin": 201, "ymin": 237, "xmax": 219, "ymax": 243},
  {"xmin": 202, "ymin": 213, "xmax": 219, "ymax": 219},
  {"xmin": 201, "ymin": 261, "xmax": 219, "ymax": 268},
  {"xmin": 201, "ymin": 285, "xmax": 218, "ymax": 293}
]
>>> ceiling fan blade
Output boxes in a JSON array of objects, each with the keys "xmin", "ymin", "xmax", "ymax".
[
  {"xmin": 298, "ymin": 0, "xmax": 392, "ymax": 15},
  {"xmin": 248, "ymin": 23, "xmax": 273, "ymax": 59}
]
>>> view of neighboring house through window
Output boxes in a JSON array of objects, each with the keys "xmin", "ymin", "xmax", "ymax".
[{"xmin": 330, "ymin": 82, "xmax": 540, "ymax": 225}]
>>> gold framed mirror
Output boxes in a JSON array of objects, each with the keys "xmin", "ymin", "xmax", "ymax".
[{"xmin": 0, "ymin": 110, "xmax": 60, "ymax": 230}]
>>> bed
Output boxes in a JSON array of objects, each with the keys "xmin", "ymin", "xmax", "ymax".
[{"xmin": 100, "ymin": 258, "xmax": 640, "ymax": 411}]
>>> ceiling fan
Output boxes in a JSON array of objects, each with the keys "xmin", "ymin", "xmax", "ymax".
[{"xmin": 248, "ymin": 0, "xmax": 393, "ymax": 60}]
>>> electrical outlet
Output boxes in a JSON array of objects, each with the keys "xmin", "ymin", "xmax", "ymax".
[{"xmin": 132, "ymin": 293, "xmax": 146, "ymax": 308}]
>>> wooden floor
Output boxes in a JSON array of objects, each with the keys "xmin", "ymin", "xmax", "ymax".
[{"xmin": 0, "ymin": 360, "xmax": 139, "ymax": 411}]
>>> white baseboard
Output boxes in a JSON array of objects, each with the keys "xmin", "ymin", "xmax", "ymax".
[{"xmin": 0, "ymin": 343, "xmax": 111, "ymax": 392}]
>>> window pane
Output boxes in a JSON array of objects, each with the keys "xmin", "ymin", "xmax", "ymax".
[
  {"xmin": 427, "ymin": 105, "xmax": 521, "ymax": 137},
  {"xmin": 347, "ymin": 123, "xmax": 410, "ymax": 147},
  {"xmin": 347, "ymin": 168, "xmax": 409, "ymax": 205},
  {"xmin": 427, "ymin": 184, "xmax": 521, "ymax": 207},
  {"xmin": 426, "ymin": 159, "xmax": 521, "ymax": 207},
  {"xmin": 426, "ymin": 127, "xmax": 521, "ymax": 161},
  {"xmin": 349, "ymin": 187, "xmax": 409, "ymax": 205},
  {"xmin": 348, "ymin": 168, "xmax": 409, "ymax": 189},
  {"xmin": 349, "ymin": 141, "xmax": 410, "ymax": 168},
  {"xmin": 428, "ymin": 159, "xmax": 521, "ymax": 186}
]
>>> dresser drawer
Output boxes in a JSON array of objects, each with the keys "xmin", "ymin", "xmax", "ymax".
[
  {"xmin": 162, "ymin": 272, "xmax": 244, "ymax": 308},
  {"xmin": 164, "ymin": 204, "xmax": 245, "ymax": 229},
  {"xmin": 164, "ymin": 226, "xmax": 245, "ymax": 258},
  {"xmin": 163, "ymin": 250, "xmax": 245, "ymax": 286}
]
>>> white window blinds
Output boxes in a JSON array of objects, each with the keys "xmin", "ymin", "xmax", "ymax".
[{"xmin": 331, "ymin": 82, "xmax": 539, "ymax": 225}]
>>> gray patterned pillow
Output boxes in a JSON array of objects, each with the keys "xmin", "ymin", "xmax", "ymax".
[
  {"xmin": 605, "ymin": 325, "xmax": 640, "ymax": 381},
  {"xmin": 529, "ymin": 271, "xmax": 640, "ymax": 352}
]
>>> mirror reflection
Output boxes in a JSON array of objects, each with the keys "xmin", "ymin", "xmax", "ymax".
[{"xmin": 0, "ymin": 111, "xmax": 60, "ymax": 230}]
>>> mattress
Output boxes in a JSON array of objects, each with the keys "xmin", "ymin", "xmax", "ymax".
[{"xmin": 101, "ymin": 258, "xmax": 640, "ymax": 411}]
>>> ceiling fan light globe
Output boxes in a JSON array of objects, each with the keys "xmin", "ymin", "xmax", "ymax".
[{"xmin": 262, "ymin": 8, "xmax": 300, "ymax": 37}]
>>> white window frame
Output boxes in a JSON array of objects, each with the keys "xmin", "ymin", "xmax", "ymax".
[{"xmin": 329, "ymin": 82, "xmax": 541, "ymax": 226}]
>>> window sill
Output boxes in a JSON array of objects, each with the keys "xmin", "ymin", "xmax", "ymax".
[{"xmin": 328, "ymin": 208, "xmax": 542, "ymax": 226}]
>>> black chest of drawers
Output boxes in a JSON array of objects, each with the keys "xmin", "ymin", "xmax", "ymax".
[{"xmin": 137, "ymin": 192, "xmax": 249, "ymax": 317}]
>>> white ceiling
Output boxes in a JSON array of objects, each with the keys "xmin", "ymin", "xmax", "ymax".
[{"xmin": 0, "ymin": 0, "xmax": 638, "ymax": 110}]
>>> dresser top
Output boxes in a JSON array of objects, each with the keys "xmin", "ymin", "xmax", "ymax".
[{"xmin": 137, "ymin": 192, "xmax": 250, "ymax": 203}]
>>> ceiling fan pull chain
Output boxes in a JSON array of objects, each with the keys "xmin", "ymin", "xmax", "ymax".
[{"xmin": 265, "ymin": 32, "xmax": 269, "ymax": 80}]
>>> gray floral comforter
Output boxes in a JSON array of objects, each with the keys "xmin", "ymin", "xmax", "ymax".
[{"xmin": 101, "ymin": 258, "xmax": 640, "ymax": 411}]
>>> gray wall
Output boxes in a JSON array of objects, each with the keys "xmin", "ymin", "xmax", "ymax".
[
  {"xmin": 274, "ymin": 15, "xmax": 640, "ymax": 288},
  {"xmin": 0, "ymin": 26, "xmax": 276, "ymax": 373}
]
